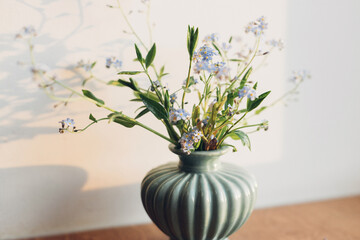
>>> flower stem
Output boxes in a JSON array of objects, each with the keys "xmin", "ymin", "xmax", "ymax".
[
  {"xmin": 117, "ymin": 0, "xmax": 148, "ymax": 51},
  {"xmin": 135, "ymin": 120, "xmax": 177, "ymax": 144},
  {"xmin": 233, "ymin": 123, "xmax": 262, "ymax": 131},
  {"xmin": 218, "ymin": 112, "xmax": 248, "ymax": 145},
  {"xmin": 77, "ymin": 118, "xmax": 109, "ymax": 132},
  {"xmin": 268, "ymin": 81, "xmax": 302, "ymax": 108},
  {"xmin": 181, "ymin": 60, "xmax": 193, "ymax": 109}
]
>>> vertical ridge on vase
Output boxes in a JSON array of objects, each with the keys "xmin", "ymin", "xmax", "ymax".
[
  {"xmin": 205, "ymin": 173, "xmax": 227, "ymax": 239},
  {"xmin": 142, "ymin": 170, "xmax": 168, "ymax": 223},
  {"xmin": 218, "ymin": 170, "xmax": 248, "ymax": 236},
  {"xmin": 143, "ymin": 166, "xmax": 178, "ymax": 235},
  {"xmin": 194, "ymin": 174, "xmax": 212, "ymax": 240},
  {"xmin": 165, "ymin": 172, "xmax": 191, "ymax": 239},
  {"xmin": 215, "ymin": 172, "xmax": 241, "ymax": 238},
  {"xmin": 177, "ymin": 173, "xmax": 197, "ymax": 240},
  {"xmin": 142, "ymin": 167, "xmax": 177, "ymax": 225},
  {"xmin": 154, "ymin": 170, "xmax": 187, "ymax": 236},
  {"xmin": 189, "ymin": 174, "xmax": 199, "ymax": 240}
]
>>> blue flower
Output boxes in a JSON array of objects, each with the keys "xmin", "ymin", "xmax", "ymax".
[
  {"xmin": 198, "ymin": 45, "xmax": 218, "ymax": 62},
  {"xmin": 105, "ymin": 57, "xmax": 122, "ymax": 69},
  {"xmin": 64, "ymin": 118, "xmax": 75, "ymax": 127},
  {"xmin": 77, "ymin": 60, "xmax": 93, "ymax": 72},
  {"xmin": 221, "ymin": 42, "xmax": 232, "ymax": 52},
  {"xmin": 151, "ymin": 80, "xmax": 161, "ymax": 91},
  {"xmin": 106, "ymin": 58, "xmax": 112, "ymax": 68},
  {"xmin": 15, "ymin": 26, "xmax": 37, "ymax": 39},
  {"xmin": 245, "ymin": 16, "xmax": 268, "ymax": 36},
  {"xmin": 177, "ymin": 109, "xmax": 190, "ymax": 121},
  {"xmin": 113, "ymin": 59, "xmax": 122, "ymax": 69},
  {"xmin": 289, "ymin": 70, "xmax": 311, "ymax": 83},
  {"xmin": 210, "ymin": 62, "xmax": 230, "ymax": 81},
  {"xmin": 266, "ymin": 39, "xmax": 284, "ymax": 50},
  {"xmin": 179, "ymin": 127, "xmax": 203, "ymax": 154},
  {"xmin": 169, "ymin": 108, "xmax": 190, "ymax": 124},
  {"xmin": 169, "ymin": 109, "xmax": 180, "ymax": 124},
  {"xmin": 247, "ymin": 89, "xmax": 257, "ymax": 101},
  {"xmin": 203, "ymin": 33, "xmax": 219, "ymax": 42},
  {"xmin": 192, "ymin": 51, "xmax": 201, "ymax": 62},
  {"xmin": 170, "ymin": 93, "xmax": 177, "ymax": 104},
  {"xmin": 238, "ymin": 86, "xmax": 251, "ymax": 98},
  {"xmin": 194, "ymin": 61, "xmax": 210, "ymax": 73},
  {"xmin": 59, "ymin": 118, "xmax": 76, "ymax": 133},
  {"xmin": 238, "ymin": 86, "xmax": 257, "ymax": 100},
  {"xmin": 259, "ymin": 119, "xmax": 269, "ymax": 131}
]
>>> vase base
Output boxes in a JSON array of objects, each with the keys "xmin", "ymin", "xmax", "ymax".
[{"xmin": 170, "ymin": 239, "xmax": 228, "ymax": 240}]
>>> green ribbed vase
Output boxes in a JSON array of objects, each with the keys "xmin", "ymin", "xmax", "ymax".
[{"xmin": 141, "ymin": 144, "xmax": 257, "ymax": 240}]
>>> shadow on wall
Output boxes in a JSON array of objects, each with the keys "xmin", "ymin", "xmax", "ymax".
[
  {"xmin": 0, "ymin": 165, "xmax": 148, "ymax": 239},
  {"xmin": 0, "ymin": 0, "xmax": 87, "ymax": 143},
  {"xmin": 0, "ymin": 0, "xmax": 130, "ymax": 144}
]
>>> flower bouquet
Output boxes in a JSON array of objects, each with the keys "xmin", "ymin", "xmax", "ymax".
[{"xmin": 17, "ymin": 16, "xmax": 308, "ymax": 155}]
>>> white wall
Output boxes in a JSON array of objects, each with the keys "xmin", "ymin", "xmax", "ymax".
[{"xmin": 1, "ymin": 0, "xmax": 359, "ymax": 239}]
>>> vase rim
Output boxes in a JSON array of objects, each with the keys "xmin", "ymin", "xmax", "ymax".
[{"xmin": 168, "ymin": 143, "xmax": 231, "ymax": 157}]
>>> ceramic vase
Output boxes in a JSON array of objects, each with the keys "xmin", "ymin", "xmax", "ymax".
[{"xmin": 141, "ymin": 144, "xmax": 257, "ymax": 240}]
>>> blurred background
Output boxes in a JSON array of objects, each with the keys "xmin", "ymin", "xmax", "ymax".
[{"xmin": 1, "ymin": 0, "xmax": 360, "ymax": 239}]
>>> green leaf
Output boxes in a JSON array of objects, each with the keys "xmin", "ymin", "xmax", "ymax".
[
  {"xmin": 113, "ymin": 117, "xmax": 136, "ymax": 128},
  {"xmin": 139, "ymin": 93, "xmax": 168, "ymax": 120},
  {"xmin": 187, "ymin": 26, "xmax": 191, "ymax": 55},
  {"xmin": 82, "ymin": 89, "xmax": 104, "ymax": 107},
  {"xmin": 129, "ymin": 78, "xmax": 140, "ymax": 91},
  {"xmin": 182, "ymin": 86, "xmax": 191, "ymax": 93},
  {"xmin": 134, "ymin": 44, "xmax": 143, "ymax": 63},
  {"xmin": 160, "ymin": 65, "xmax": 165, "ymax": 75},
  {"xmin": 228, "ymin": 130, "xmax": 251, "ymax": 150},
  {"xmin": 239, "ymin": 67, "xmax": 253, "ymax": 89},
  {"xmin": 135, "ymin": 108, "xmax": 150, "ymax": 119},
  {"xmin": 135, "ymin": 105, "xmax": 146, "ymax": 113},
  {"xmin": 91, "ymin": 61, "xmax": 97, "ymax": 69},
  {"xmin": 186, "ymin": 76, "xmax": 197, "ymax": 87},
  {"xmin": 164, "ymin": 90, "xmax": 170, "ymax": 112},
  {"xmin": 89, "ymin": 113, "xmax": 97, "ymax": 123},
  {"xmin": 134, "ymin": 91, "xmax": 159, "ymax": 102},
  {"xmin": 107, "ymin": 80, "xmax": 124, "ymax": 86},
  {"xmin": 209, "ymin": 102, "xmax": 219, "ymax": 126},
  {"xmin": 228, "ymin": 36, "xmax": 233, "ymax": 43},
  {"xmin": 253, "ymin": 82, "xmax": 258, "ymax": 90},
  {"xmin": 247, "ymin": 91, "xmax": 271, "ymax": 112},
  {"xmin": 225, "ymin": 91, "xmax": 236, "ymax": 108},
  {"xmin": 145, "ymin": 43, "xmax": 156, "ymax": 69},
  {"xmin": 222, "ymin": 143, "xmax": 237, "ymax": 152},
  {"xmin": 108, "ymin": 113, "xmax": 136, "ymax": 128},
  {"xmin": 212, "ymin": 43, "xmax": 222, "ymax": 57},
  {"xmin": 117, "ymin": 79, "xmax": 139, "ymax": 91},
  {"xmin": 229, "ymin": 59, "xmax": 244, "ymax": 62},
  {"xmin": 117, "ymin": 71, "xmax": 142, "ymax": 75},
  {"xmin": 192, "ymin": 105, "xmax": 200, "ymax": 126},
  {"xmin": 187, "ymin": 26, "xmax": 199, "ymax": 60}
]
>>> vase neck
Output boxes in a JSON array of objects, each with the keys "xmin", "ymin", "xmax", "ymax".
[{"xmin": 178, "ymin": 155, "xmax": 221, "ymax": 173}]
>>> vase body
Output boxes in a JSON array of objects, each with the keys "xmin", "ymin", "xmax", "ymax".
[{"xmin": 141, "ymin": 145, "xmax": 257, "ymax": 240}]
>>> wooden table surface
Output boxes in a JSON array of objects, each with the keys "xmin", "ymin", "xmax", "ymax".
[{"xmin": 23, "ymin": 196, "xmax": 360, "ymax": 240}]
